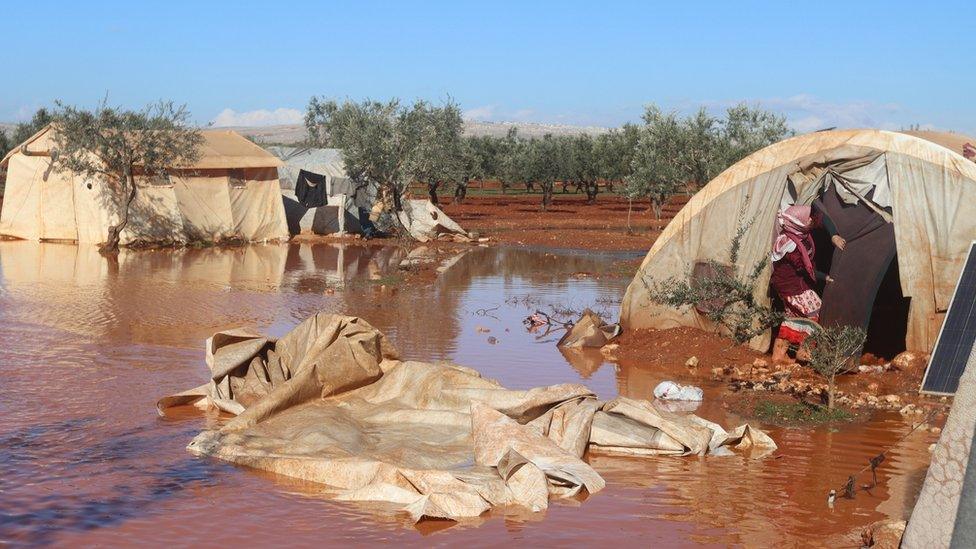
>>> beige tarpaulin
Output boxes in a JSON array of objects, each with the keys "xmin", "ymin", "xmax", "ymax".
[
  {"xmin": 557, "ymin": 309, "xmax": 622, "ymax": 348},
  {"xmin": 396, "ymin": 199, "xmax": 473, "ymax": 242},
  {"xmin": 620, "ymin": 129, "xmax": 976, "ymax": 353},
  {"xmin": 159, "ymin": 313, "xmax": 775, "ymax": 522}
]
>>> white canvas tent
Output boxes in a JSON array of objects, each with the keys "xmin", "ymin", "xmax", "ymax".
[
  {"xmin": 619, "ymin": 129, "xmax": 976, "ymax": 353},
  {"xmin": 0, "ymin": 126, "xmax": 289, "ymax": 245}
]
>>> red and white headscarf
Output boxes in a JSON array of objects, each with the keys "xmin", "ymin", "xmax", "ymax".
[{"xmin": 771, "ymin": 205, "xmax": 816, "ymax": 279}]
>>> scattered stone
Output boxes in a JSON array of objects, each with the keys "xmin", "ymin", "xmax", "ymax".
[
  {"xmin": 929, "ymin": 443, "xmax": 937, "ymax": 453},
  {"xmin": 858, "ymin": 365, "xmax": 885, "ymax": 374},
  {"xmin": 711, "ymin": 367, "xmax": 724, "ymax": 378},
  {"xmin": 891, "ymin": 351, "xmax": 923, "ymax": 371},
  {"xmin": 487, "ymin": 336, "xmax": 498, "ymax": 345},
  {"xmin": 867, "ymin": 382, "xmax": 880, "ymax": 393},
  {"xmin": 883, "ymin": 394, "xmax": 901, "ymax": 404},
  {"xmin": 899, "ymin": 404, "xmax": 917, "ymax": 415},
  {"xmin": 929, "ymin": 426, "xmax": 942, "ymax": 435},
  {"xmin": 752, "ymin": 358, "xmax": 768, "ymax": 368},
  {"xmin": 685, "ymin": 356, "xmax": 700, "ymax": 368}
]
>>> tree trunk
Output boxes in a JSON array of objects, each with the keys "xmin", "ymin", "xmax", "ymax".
[
  {"xmin": 626, "ymin": 197, "xmax": 633, "ymax": 234},
  {"xmin": 584, "ymin": 180, "xmax": 598, "ymax": 204},
  {"xmin": 606, "ymin": 180, "xmax": 614, "ymax": 193},
  {"xmin": 525, "ymin": 181, "xmax": 534, "ymax": 193},
  {"xmin": 101, "ymin": 170, "xmax": 137, "ymax": 254},
  {"xmin": 827, "ymin": 376, "xmax": 836, "ymax": 411},
  {"xmin": 454, "ymin": 179, "xmax": 468, "ymax": 205},
  {"xmin": 652, "ymin": 197, "xmax": 664, "ymax": 220},
  {"xmin": 427, "ymin": 182, "xmax": 439, "ymax": 206},
  {"xmin": 540, "ymin": 181, "xmax": 554, "ymax": 211}
]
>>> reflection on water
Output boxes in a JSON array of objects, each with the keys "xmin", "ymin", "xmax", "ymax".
[{"xmin": 0, "ymin": 241, "xmax": 937, "ymax": 546}]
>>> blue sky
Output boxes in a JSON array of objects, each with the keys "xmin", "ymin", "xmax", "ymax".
[{"xmin": 3, "ymin": 1, "xmax": 973, "ymax": 133}]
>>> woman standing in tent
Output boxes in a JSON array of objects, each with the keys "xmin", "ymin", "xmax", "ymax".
[{"xmin": 769, "ymin": 205, "xmax": 845, "ymax": 364}]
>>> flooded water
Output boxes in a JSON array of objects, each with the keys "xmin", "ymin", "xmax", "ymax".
[{"xmin": 0, "ymin": 241, "xmax": 938, "ymax": 546}]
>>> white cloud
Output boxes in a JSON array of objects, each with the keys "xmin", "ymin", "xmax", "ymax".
[
  {"xmin": 462, "ymin": 105, "xmax": 495, "ymax": 121},
  {"xmin": 765, "ymin": 94, "xmax": 903, "ymax": 132},
  {"xmin": 693, "ymin": 94, "xmax": 923, "ymax": 133},
  {"xmin": 211, "ymin": 108, "xmax": 303, "ymax": 127}
]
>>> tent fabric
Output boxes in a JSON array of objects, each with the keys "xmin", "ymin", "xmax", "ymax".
[
  {"xmin": 557, "ymin": 309, "xmax": 622, "ymax": 348},
  {"xmin": 397, "ymin": 199, "xmax": 472, "ymax": 242},
  {"xmin": 159, "ymin": 313, "xmax": 776, "ymax": 522},
  {"xmin": 267, "ymin": 146, "xmax": 367, "ymax": 235},
  {"xmin": 620, "ymin": 129, "xmax": 976, "ymax": 353},
  {"xmin": 816, "ymin": 186, "xmax": 896, "ymax": 331},
  {"xmin": 0, "ymin": 127, "xmax": 289, "ymax": 245}
]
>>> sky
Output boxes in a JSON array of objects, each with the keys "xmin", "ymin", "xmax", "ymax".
[{"xmin": 3, "ymin": 1, "xmax": 974, "ymax": 134}]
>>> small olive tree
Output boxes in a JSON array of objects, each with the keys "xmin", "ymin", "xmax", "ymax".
[
  {"xmin": 627, "ymin": 106, "xmax": 684, "ymax": 219},
  {"xmin": 645, "ymin": 211, "xmax": 782, "ymax": 345},
  {"xmin": 804, "ymin": 326, "xmax": 867, "ymax": 410},
  {"xmin": 50, "ymin": 100, "xmax": 202, "ymax": 253}
]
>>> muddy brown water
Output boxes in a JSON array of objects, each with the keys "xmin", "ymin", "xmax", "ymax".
[{"xmin": 0, "ymin": 241, "xmax": 938, "ymax": 546}]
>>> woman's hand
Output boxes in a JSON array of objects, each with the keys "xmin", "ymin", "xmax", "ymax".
[{"xmin": 831, "ymin": 235, "xmax": 847, "ymax": 250}]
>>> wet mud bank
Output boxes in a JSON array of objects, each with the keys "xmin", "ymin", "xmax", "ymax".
[{"xmin": 0, "ymin": 240, "xmax": 942, "ymax": 546}]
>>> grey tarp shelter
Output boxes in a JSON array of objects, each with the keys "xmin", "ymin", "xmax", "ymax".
[
  {"xmin": 619, "ymin": 129, "xmax": 976, "ymax": 353},
  {"xmin": 266, "ymin": 146, "xmax": 367, "ymax": 236}
]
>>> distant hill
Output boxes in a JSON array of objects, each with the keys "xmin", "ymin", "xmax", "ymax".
[{"xmin": 216, "ymin": 120, "xmax": 610, "ymax": 145}]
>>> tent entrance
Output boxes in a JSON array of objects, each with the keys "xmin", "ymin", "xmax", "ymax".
[
  {"xmin": 863, "ymin": 256, "xmax": 910, "ymax": 358},
  {"xmin": 815, "ymin": 186, "xmax": 906, "ymax": 358}
]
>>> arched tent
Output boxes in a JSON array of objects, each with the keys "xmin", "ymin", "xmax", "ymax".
[
  {"xmin": 0, "ymin": 126, "xmax": 289, "ymax": 245},
  {"xmin": 619, "ymin": 129, "xmax": 976, "ymax": 353}
]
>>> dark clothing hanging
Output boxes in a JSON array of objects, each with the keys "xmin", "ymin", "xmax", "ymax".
[
  {"xmin": 817, "ymin": 186, "xmax": 896, "ymax": 330},
  {"xmin": 295, "ymin": 170, "xmax": 328, "ymax": 208}
]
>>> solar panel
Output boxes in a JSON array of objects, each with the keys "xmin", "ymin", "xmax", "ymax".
[{"xmin": 921, "ymin": 241, "xmax": 976, "ymax": 395}]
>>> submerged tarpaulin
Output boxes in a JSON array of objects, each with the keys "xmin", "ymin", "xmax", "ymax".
[
  {"xmin": 557, "ymin": 309, "xmax": 622, "ymax": 348},
  {"xmin": 159, "ymin": 313, "xmax": 776, "ymax": 522}
]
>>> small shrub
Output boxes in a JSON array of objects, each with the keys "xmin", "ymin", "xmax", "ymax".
[
  {"xmin": 804, "ymin": 325, "xmax": 867, "ymax": 410},
  {"xmin": 755, "ymin": 400, "xmax": 853, "ymax": 425},
  {"xmin": 644, "ymin": 207, "xmax": 782, "ymax": 345}
]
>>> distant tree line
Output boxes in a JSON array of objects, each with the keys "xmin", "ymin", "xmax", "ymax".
[{"xmin": 305, "ymin": 98, "xmax": 791, "ymax": 214}]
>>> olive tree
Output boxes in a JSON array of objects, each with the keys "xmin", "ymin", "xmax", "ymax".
[
  {"xmin": 594, "ymin": 123, "xmax": 639, "ymax": 194},
  {"xmin": 627, "ymin": 106, "xmax": 684, "ymax": 219},
  {"xmin": 804, "ymin": 325, "xmax": 866, "ymax": 410},
  {"xmin": 719, "ymin": 103, "xmax": 792, "ymax": 167},
  {"xmin": 49, "ymin": 100, "xmax": 203, "ymax": 253},
  {"xmin": 13, "ymin": 108, "xmax": 54, "ymax": 145},
  {"xmin": 305, "ymin": 98, "xmax": 423, "ymax": 213},
  {"xmin": 566, "ymin": 134, "xmax": 600, "ymax": 204},
  {"xmin": 403, "ymin": 100, "xmax": 464, "ymax": 206}
]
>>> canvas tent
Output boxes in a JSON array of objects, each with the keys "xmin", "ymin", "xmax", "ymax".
[
  {"xmin": 619, "ymin": 129, "xmax": 976, "ymax": 354},
  {"xmin": 0, "ymin": 126, "xmax": 289, "ymax": 245}
]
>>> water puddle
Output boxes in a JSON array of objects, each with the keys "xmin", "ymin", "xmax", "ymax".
[{"xmin": 0, "ymin": 241, "xmax": 937, "ymax": 545}]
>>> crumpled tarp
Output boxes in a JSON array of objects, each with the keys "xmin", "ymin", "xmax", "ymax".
[
  {"xmin": 557, "ymin": 309, "xmax": 622, "ymax": 348},
  {"xmin": 159, "ymin": 313, "xmax": 775, "ymax": 522},
  {"xmin": 396, "ymin": 200, "xmax": 473, "ymax": 242}
]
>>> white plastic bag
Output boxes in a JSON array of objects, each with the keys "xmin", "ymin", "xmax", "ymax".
[{"xmin": 653, "ymin": 381, "xmax": 704, "ymax": 402}]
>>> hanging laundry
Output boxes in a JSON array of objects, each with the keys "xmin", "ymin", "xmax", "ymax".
[{"xmin": 294, "ymin": 169, "xmax": 327, "ymax": 208}]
